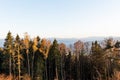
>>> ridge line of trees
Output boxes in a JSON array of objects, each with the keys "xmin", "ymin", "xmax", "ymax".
[{"xmin": 0, "ymin": 31, "xmax": 120, "ymax": 80}]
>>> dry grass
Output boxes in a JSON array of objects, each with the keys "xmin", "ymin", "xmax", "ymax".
[
  {"xmin": 0, "ymin": 72, "xmax": 120, "ymax": 80},
  {"xmin": 0, "ymin": 74, "xmax": 13, "ymax": 80},
  {"xmin": 111, "ymin": 71, "xmax": 120, "ymax": 80},
  {"xmin": 0, "ymin": 74, "xmax": 31, "ymax": 80},
  {"xmin": 96, "ymin": 71, "xmax": 120, "ymax": 80}
]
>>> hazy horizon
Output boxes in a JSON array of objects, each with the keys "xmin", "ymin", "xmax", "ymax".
[{"xmin": 0, "ymin": 34, "xmax": 120, "ymax": 39}]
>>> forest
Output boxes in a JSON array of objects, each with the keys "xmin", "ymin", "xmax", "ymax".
[{"xmin": 0, "ymin": 31, "xmax": 120, "ymax": 80}]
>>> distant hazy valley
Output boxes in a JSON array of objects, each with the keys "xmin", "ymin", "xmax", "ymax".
[{"xmin": 0, "ymin": 36, "xmax": 120, "ymax": 47}]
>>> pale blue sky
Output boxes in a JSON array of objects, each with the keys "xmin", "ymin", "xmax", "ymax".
[{"xmin": 0, "ymin": 0, "xmax": 120, "ymax": 38}]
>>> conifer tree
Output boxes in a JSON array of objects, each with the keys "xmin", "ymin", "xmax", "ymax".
[
  {"xmin": 47, "ymin": 39, "xmax": 61, "ymax": 80},
  {"xmin": 58, "ymin": 43, "xmax": 67, "ymax": 80},
  {"xmin": 4, "ymin": 31, "xmax": 14, "ymax": 79},
  {"xmin": 14, "ymin": 34, "xmax": 23, "ymax": 80},
  {"xmin": 31, "ymin": 37, "xmax": 38, "ymax": 79},
  {"xmin": 33, "ymin": 49, "xmax": 45, "ymax": 80},
  {"xmin": 23, "ymin": 32, "xmax": 30, "ymax": 76},
  {"xmin": 39, "ymin": 38, "xmax": 51, "ymax": 80}
]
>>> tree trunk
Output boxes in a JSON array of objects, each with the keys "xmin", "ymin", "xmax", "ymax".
[
  {"xmin": 45, "ymin": 60, "xmax": 48, "ymax": 80},
  {"xmin": 9, "ymin": 54, "xmax": 12, "ymax": 80},
  {"xmin": 31, "ymin": 52, "xmax": 35, "ymax": 79},
  {"xmin": 18, "ymin": 47, "xmax": 21, "ymax": 80},
  {"xmin": 55, "ymin": 67, "xmax": 58, "ymax": 80},
  {"xmin": 13, "ymin": 56, "xmax": 15, "ymax": 79},
  {"xmin": 27, "ymin": 49, "xmax": 30, "ymax": 76}
]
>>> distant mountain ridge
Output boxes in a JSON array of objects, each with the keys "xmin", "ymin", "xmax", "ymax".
[
  {"xmin": 0, "ymin": 37, "xmax": 120, "ymax": 47},
  {"xmin": 0, "ymin": 39, "xmax": 4, "ymax": 47},
  {"xmin": 49, "ymin": 36, "xmax": 120, "ymax": 45}
]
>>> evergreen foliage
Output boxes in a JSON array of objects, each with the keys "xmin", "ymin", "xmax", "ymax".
[{"xmin": 0, "ymin": 32, "xmax": 120, "ymax": 80}]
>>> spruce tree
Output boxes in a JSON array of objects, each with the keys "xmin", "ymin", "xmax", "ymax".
[
  {"xmin": 33, "ymin": 50, "xmax": 45, "ymax": 80},
  {"xmin": 23, "ymin": 33, "xmax": 30, "ymax": 76},
  {"xmin": 4, "ymin": 31, "xmax": 14, "ymax": 77},
  {"xmin": 47, "ymin": 39, "xmax": 61, "ymax": 80},
  {"xmin": 14, "ymin": 34, "xmax": 23, "ymax": 80},
  {"xmin": 31, "ymin": 38, "xmax": 38, "ymax": 79}
]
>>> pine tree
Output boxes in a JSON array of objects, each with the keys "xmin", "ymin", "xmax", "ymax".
[
  {"xmin": 31, "ymin": 37, "xmax": 38, "ymax": 79},
  {"xmin": 23, "ymin": 32, "xmax": 30, "ymax": 76},
  {"xmin": 14, "ymin": 34, "xmax": 23, "ymax": 80},
  {"xmin": 33, "ymin": 50, "xmax": 45, "ymax": 80},
  {"xmin": 47, "ymin": 39, "xmax": 61, "ymax": 80},
  {"xmin": 58, "ymin": 43, "xmax": 67, "ymax": 80},
  {"xmin": 64, "ymin": 52, "xmax": 72, "ymax": 80},
  {"xmin": 4, "ymin": 31, "xmax": 14, "ymax": 79},
  {"xmin": 91, "ymin": 41, "xmax": 107, "ymax": 79},
  {"xmin": 39, "ymin": 38, "xmax": 51, "ymax": 80}
]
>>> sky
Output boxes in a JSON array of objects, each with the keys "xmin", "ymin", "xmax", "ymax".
[{"xmin": 0, "ymin": 0, "xmax": 120, "ymax": 39}]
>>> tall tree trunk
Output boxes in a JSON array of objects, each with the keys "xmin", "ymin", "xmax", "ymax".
[
  {"xmin": 55, "ymin": 56, "xmax": 58, "ymax": 80},
  {"xmin": 9, "ymin": 54, "xmax": 12, "ymax": 80},
  {"xmin": 31, "ymin": 52, "xmax": 35, "ymax": 79},
  {"xmin": 70, "ymin": 58, "xmax": 71, "ymax": 80},
  {"xmin": 18, "ymin": 47, "xmax": 21, "ymax": 80},
  {"xmin": 61, "ymin": 55, "xmax": 63, "ymax": 80},
  {"xmin": 55, "ymin": 67, "xmax": 58, "ymax": 80},
  {"xmin": 13, "ymin": 56, "xmax": 15, "ymax": 80},
  {"xmin": 27, "ymin": 49, "xmax": 30, "ymax": 76},
  {"xmin": 18, "ymin": 58, "xmax": 21, "ymax": 80},
  {"xmin": 45, "ymin": 60, "xmax": 48, "ymax": 80}
]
